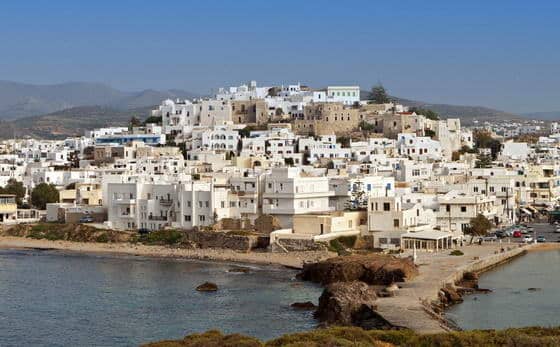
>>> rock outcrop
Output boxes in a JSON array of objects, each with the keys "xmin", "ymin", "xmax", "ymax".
[
  {"xmin": 290, "ymin": 301, "xmax": 317, "ymax": 310},
  {"xmin": 315, "ymin": 281, "xmax": 378, "ymax": 326},
  {"xmin": 298, "ymin": 254, "xmax": 418, "ymax": 285},
  {"xmin": 196, "ymin": 282, "xmax": 218, "ymax": 292}
]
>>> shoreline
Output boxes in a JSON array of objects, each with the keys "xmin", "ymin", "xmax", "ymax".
[
  {"xmin": 0, "ymin": 236, "xmax": 333, "ymax": 269},
  {"xmin": 373, "ymin": 242, "xmax": 550, "ymax": 333},
  {"xmin": 4, "ymin": 235, "xmax": 559, "ymax": 335}
]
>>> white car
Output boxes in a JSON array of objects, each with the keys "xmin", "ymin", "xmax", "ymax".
[
  {"xmin": 555, "ymin": 228, "xmax": 560, "ymax": 234},
  {"xmin": 522, "ymin": 235, "xmax": 534, "ymax": 243}
]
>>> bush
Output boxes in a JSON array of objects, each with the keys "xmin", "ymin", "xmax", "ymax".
[
  {"xmin": 138, "ymin": 229, "xmax": 184, "ymax": 245},
  {"xmin": 95, "ymin": 234, "xmax": 110, "ymax": 243},
  {"xmin": 328, "ymin": 239, "xmax": 345, "ymax": 254},
  {"xmin": 338, "ymin": 235, "xmax": 357, "ymax": 248},
  {"xmin": 143, "ymin": 326, "xmax": 560, "ymax": 347},
  {"xmin": 450, "ymin": 250, "xmax": 464, "ymax": 256}
]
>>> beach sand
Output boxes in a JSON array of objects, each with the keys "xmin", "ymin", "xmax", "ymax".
[{"xmin": 0, "ymin": 236, "xmax": 333, "ymax": 269}]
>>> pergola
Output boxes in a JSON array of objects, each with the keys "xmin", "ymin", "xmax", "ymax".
[{"xmin": 401, "ymin": 230, "xmax": 453, "ymax": 252}]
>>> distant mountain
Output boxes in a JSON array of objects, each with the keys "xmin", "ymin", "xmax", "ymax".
[
  {"xmin": 0, "ymin": 105, "xmax": 154, "ymax": 139},
  {"xmin": 520, "ymin": 111, "xmax": 560, "ymax": 121},
  {"xmin": 360, "ymin": 91, "xmax": 523, "ymax": 124},
  {"xmin": 0, "ymin": 81, "xmax": 198, "ymax": 120}
]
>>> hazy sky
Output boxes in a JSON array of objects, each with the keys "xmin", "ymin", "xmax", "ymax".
[{"xmin": 1, "ymin": 0, "xmax": 559, "ymax": 113}]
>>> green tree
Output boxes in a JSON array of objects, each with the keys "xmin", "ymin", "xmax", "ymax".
[
  {"xmin": 473, "ymin": 130, "xmax": 501, "ymax": 159},
  {"xmin": 465, "ymin": 214, "xmax": 493, "ymax": 237},
  {"xmin": 424, "ymin": 129, "xmax": 436, "ymax": 138},
  {"xmin": 0, "ymin": 179, "xmax": 26, "ymax": 207},
  {"xmin": 30, "ymin": 183, "xmax": 59, "ymax": 210},
  {"xmin": 359, "ymin": 120, "xmax": 376, "ymax": 132},
  {"xmin": 475, "ymin": 154, "xmax": 493, "ymax": 168},
  {"xmin": 143, "ymin": 115, "xmax": 162, "ymax": 125},
  {"xmin": 129, "ymin": 116, "xmax": 142, "ymax": 129},
  {"xmin": 371, "ymin": 84, "xmax": 391, "ymax": 104},
  {"xmin": 178, "ymin": 142, "xmax": 188, "ymax": 159},
  {"xmin": 410, "ymin": 107, "xmax": 440, "ymax": 120},
  {"xmin": 268, "ymin": 87, "xmax": 280, "ymax": 97}
]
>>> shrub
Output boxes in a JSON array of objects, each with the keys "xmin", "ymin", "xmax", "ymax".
[
  {"xmin": 95, "ymin": 234, "xmax": 110, "ymax": 243},
  {"xmin": 338, "ymin": 235, "xmax": 357, "ymax": 248},
  {"xmin": 450, "ymin": 250, "xmax": 464, "ymax": 256},
  {"xmin": 138, "ymin": 229, "xmax": 184, "ymax": 245}
]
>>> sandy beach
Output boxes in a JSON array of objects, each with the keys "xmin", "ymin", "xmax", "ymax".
[{"xmin": 0, "ymin": 236, "xmax": 333, "ymax": 269}]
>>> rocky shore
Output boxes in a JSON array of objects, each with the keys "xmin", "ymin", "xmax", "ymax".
[{"xmin": 297, "ymin": 254, "xmax": 418, "ymax": 330}]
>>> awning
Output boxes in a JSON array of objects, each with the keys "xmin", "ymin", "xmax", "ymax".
[{"xmin": 401, "ymin": 230, "xmax": 453, "ymax": 241}]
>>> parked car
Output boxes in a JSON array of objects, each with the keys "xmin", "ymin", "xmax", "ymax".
[
  {"xmin": 513, "ymin": 231, "xmax": 523, "ymax": 238},
  {"xmin": 526, "ymin": 227, "xmax": 534, "ymax": 232},
  {"xmin": 79, "ymin": 215, "xmax": 93, "ymax": 223},
  {"xmin": 555, "ymin": 228, "xmax": 560, "ymax": 233},
  {"xmin": 537, "ymin": 236, "xmax": 546, "ymax": 243},
  {"xmin": 482, "ymin": 235, "xmax": 498, "ymax": 242},
  {"xmin": 522, "ymin": 235, "xmax": 534, "ymax": 243},
  {"xmin": 495, "ymin": 230, "xmax": 507, "ymax": 238}
]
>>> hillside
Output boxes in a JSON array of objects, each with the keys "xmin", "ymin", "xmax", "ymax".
[
  {"xmin": 521, "ymin": 111, "xmax": 560, "ymax": 121},
  {"xmin": 0, "ymin": 105, "xmax": 154, "ymax": 139},
  {"xmin": 0, "ymin": 80, "xmax": 198, "ymax": 120},
  {"xmin": 360, "ymin": 91, "xmax": 523, "ymax": 124}
]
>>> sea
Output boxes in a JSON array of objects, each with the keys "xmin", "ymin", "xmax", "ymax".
[
  {"xmin": 0, "ymin": 248, "xmax": 322, "ymax": 346},
  {"xmin": 446, "ymin": 249, "xmax": 560, "ymax": 330}
]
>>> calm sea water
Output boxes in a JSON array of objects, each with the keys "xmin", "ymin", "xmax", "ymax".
[
  {"xmin": 447, "ymin": 249, "xmax": 560, "ymax": 330},
  {"xmin": 0, "ymin": 249, "xmax": 322, "ymax": 346}
]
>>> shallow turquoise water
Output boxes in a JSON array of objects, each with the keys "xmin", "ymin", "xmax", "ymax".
[
  {"xmin": 446, "ymin": 249, "xmax": 560, "ymax": 330},
  {"xmin": 0, "ymin": 249, "xmax": 322, "ymax": 346}
]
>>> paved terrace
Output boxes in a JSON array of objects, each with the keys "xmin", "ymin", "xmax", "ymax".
[{"xmin": 375, "ymin": 242, "xmax": 535, "ymax": 333}]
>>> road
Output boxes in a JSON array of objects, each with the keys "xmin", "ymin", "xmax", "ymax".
[{"xmin": 493, "ymin": 222, "xmax": 560, "ymax": 244}]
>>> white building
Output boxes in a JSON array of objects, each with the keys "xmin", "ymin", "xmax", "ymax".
[
  {"xmin": 262, "ymin": 167, "xmax": 334, "ymax": 227},
  {"xmin": 326, "ymin": 86, "xmax": 360, "ymax": 105}
]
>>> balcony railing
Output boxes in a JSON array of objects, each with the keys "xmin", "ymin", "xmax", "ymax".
[
  {"xmin": 148, "ymin": 215, "xmax": 167, "ymax": 221},
  {"xmin": 159, "ymin": 199, "xmax": 173, "ymax": 206}
]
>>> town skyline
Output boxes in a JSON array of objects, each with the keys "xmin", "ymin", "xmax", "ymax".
[{"xmin": 2, "ymin": 0, "xmax": 560, "ymax": 113}]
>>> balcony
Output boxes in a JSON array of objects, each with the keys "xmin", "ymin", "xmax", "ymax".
[
  {"xmin": 115, "ymin": 198, "xmax": 136, "ymax": 205},
  {"xmin": 120, "ymin": 213, "xmax": 135, "ymax": 218},
  {"xmin": 159, "ymin": 199, "xmax": 173, "ymax": 207},
  {"xmin": 148, "ymin": 215, "xmax": 167, "ymax": 221}
]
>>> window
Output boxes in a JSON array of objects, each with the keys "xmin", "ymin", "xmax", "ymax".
[
  {"xmin": 184, "ymin": 215, "xmax": 191, "ymax": 222},
  {"xmin": 446, "ymin": 205, "xmax": 450, "ymax": 212},
  {"xmin": 199, "ymin": 215, "xmax": 206, "ymax": 222},
  {"xmin": 461, "ymin": 206, "xmax": 467, "ymax": 212},
  {"xmin": 393, "ymin": 219, "xmax": 399, "ymax": 228},
  {"xmin": 383, "ymin": 202, "xmax": 390, "ymax": 211}
]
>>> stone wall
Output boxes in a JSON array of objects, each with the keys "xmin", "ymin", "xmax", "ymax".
[
  {"xmin": 271, "ymin": 238, "xmax": 327, "ymax": 253},
  {"xmin": 185, "ymin": 229, "xmax": 262, "ymax": 252}
]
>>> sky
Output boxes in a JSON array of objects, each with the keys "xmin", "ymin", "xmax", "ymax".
[{"xmin": 1, "ymin": 0, "xmax": 559, "ymax": 113}]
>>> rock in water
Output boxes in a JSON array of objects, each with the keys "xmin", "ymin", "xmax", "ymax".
[
  {"xmin": 228, "ymin": 266, "xmax": 250, "ymax": 273},
  {"xmin": 315, "ymin": 281, "xmax": 378, "ymax": 326},
  {"xmin": 290, "ymin": 301, "xmax": 316, "ymax": 310},
  {"xmin": 196, "ymin": 282, "xmax": 218, "ymax": 292}
]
